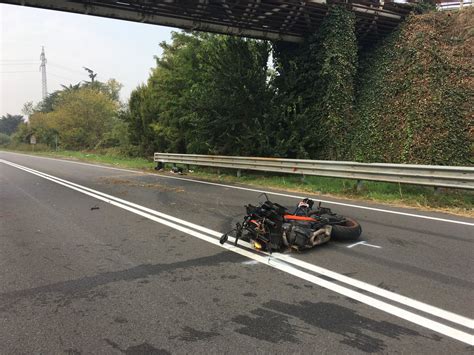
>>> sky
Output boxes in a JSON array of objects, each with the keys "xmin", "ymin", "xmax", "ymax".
[{"xmin": 0, "ymin": 4, "xmax": 173, "ymax": 117}]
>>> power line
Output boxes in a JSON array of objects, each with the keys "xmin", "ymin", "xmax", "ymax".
[
  {"xmin": 0, "ymin": 59, "xmax": 39, "ymax": 63},
  {"xmin": 0, "ymin": 62, "xmax": 40, "ymax": 66},
  {"xmin": 0, "ymin": 70, "xmax": 38, "ymax": 73},
  {"xmin": 2, "ymin": 59, "xmax": 88, "ymax": 77},
  {"xmin": 49, "ymin": 61, "xmax": 85, "ymax": 75},
  {"xmin": 49, "ymin": 71, "xmax": 83, "ymax": 82}
]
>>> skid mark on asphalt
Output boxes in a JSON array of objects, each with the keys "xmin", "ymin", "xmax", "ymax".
[
  {"xmin": 357, "ymin": 218, "xmax": 473, "ymax": 243},
  {"xmin": 0, "ymin": 251, "xmax": 243, "ymax": 309},
  {"xmin": 113, "ymin": 316, "xmax": 128, "ymax": 324},
  {"xmin": 377, "ymin": 282, "xmax": 398, "ymax": 292},
  {"xmin": 386, "ymin": 237, "xmax": 419, "ymax": 247},
  {"xmin": 170, "ymin": 326, "xmax": 220, "ymax": 342},
  {"xmin": 232, "ymin": 307, "xmax": 299, "ymax": 344},
  {"xmin": 243, "ymin": 292, "xmax": 258, "ymax": 298},
  {"xmin": 336, "ymin": 247, "xmax": 474, "ymax": 289},
  {"xmin": 104, "ymin": 339, "xmax": 170, "ymax": 355},
  {"xmin": 97, "ymin": 176, "xmax": 185, "ymax": 193},
  {"xmin": 233, "ymin": 300, "xmax": 434, "ymax": 353}
]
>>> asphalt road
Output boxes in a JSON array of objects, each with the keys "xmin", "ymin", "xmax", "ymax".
[{"xmin": 0, "ymin": 151, "xmax": 472, "ymax": 354}]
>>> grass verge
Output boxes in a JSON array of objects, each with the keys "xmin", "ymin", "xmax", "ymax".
[{"xmin": 1, "ymin": 147, "xmax": 472, "ymax": 217}]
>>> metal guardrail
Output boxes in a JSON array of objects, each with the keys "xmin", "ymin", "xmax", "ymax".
[
  {"xmin": 437, "ymin": 0, "xmax": 472, "ymax": 10},
  {"xmin": 154, "ymin": 153, "xmax": 474, "ymax": 190}
]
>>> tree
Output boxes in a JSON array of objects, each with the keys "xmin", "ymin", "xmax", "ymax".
[
  {"xmin": 125, "ymin": 31, "xmax": 272, "ymax": 156},
  {"xmin": 48, "ymin": 87, "xmax": 118, "ymax": 149},
  {"xmin": 28, "ymin": 112, "xmax": 58, "ymax": 146},
  {"xmin": 187, "ymin": 35, "xmax": 271, "ymax": 155},
  {"xmin": 12, "ymin": 77, "xmax": 123, "ymax": 151},
  {"xmin": 11, "ymin": 122, "xmax": 30, "ymax": 144},
  {"xmin": 33, "ymin": 79, "xmax": 122, "ymax": 117},
  {"xmin": 150, "ymin": 32, "xmax": 204, "ymax": 153},
  {"xmin": 0, "ymin": 133, "xmax": 11, "ymax": 146},
  {"xmin": 269, "ymin": 6, "xmax": 357, "ymax": 159},
  {"xmin": 61, "ymin": 83, "xmax": 82, "ymax": 92},
  {"xmin": 125, "ymin": 84, "xmax": 162, "ymax": 154},
  {"xmin": 0, "ymin": 114, "xmax": 24, "ymax": 135},
  {"xmin": 103, "ymin": 79, "xmax": 123, "ymax": 102},
  {"xmin": 81, "ymin": 78, "xmax": 123, "ymax": 102},
  {"xmin": 36, "ymin": 90, "xmax": 63, "ymax": 113},
  {"xmin": 21, "ymin": 102, "xmax": 34, "ymax": 116}
]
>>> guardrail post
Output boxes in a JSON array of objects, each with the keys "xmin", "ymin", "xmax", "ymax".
[
  {"xmin": 356, "ymin": 180, "xmax": 364, "ymax": 192},
  {"xmin": 434, "ymin": 186, "xmax": 442, "ymax": 195},
  {"xmin": 237, "ymin": 169, "xmax": 242, "ymax": 178}
]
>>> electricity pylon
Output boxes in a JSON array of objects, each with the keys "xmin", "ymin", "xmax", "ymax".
[{"xmin": 40, "ymin": 46, "xmax": 47, "ymax": 99}]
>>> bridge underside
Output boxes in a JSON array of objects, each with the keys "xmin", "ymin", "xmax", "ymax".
[{"xmin": 4, "ymin": 0, "xmax": 415, "ymax": 43}]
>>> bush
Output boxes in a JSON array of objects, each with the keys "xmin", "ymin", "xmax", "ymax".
[{"xmin": 0, "ymin": 133, "xmax": 11, "ymax": 146}]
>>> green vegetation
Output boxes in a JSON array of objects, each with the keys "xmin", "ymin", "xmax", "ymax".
[
  {"xmin": 353, "ymin": 8, "xmax": 473, "ymax": 165},
  {"xmin": 0, "ymin": 114, "xmax": 24, "ymax": 136},
  {"xmin": 119, "ymin": 7, "xmax": 472, "ymax": 164},
  {"xmin": 270, "ymin": 6, "xmax": 358, "ymax": 159},
  {"xmin": 124, "ymin": 32, "xmax": 271, "ymax": 156},
  {"xmin": 0, "ymin": 132, "xmax": 11, "ymax": 146},
  {"xmin": 10, "ymin": 78, "xmax": 128, "ymax": 152},
  {"xmin": 123, "ymin": 6, "xmax": 359, "ymax": 160}
]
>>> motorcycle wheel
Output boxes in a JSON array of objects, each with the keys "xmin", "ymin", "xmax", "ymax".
[
  {"xmin": 330, "ymin": 217, "xmax": 362, "ymax": 241},
  {"xmin": 309, "ymin": 212, "xmax": 362, "ymax": 241}
]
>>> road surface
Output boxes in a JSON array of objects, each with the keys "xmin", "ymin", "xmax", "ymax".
[{"xmin": 0, "ymin": 151, "xmax": 472, "ymax": 354}]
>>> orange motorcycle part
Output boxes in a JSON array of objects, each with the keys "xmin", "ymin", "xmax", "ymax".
[{"xmin": 283, "ymin": 214, "xmax": 317, "ymax": 222}]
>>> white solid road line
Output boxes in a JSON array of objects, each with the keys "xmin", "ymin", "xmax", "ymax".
[
  {"xmin": 2, "ymin": 159, "xmax": 473, "ymax": 345},
  {"xmin": 2, "ymin": 151, "xmax": 473, "ymax": 227}
]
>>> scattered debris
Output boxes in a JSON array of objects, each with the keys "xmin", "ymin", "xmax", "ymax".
[
  {"xmin": 97, "ymin": 177, "xmax": 184, "ymax": 193},
  {"xmin": 170, "ymin": 166, "xmax": 184, "ymax": 175},
  {"xmin": 155, "ymin": 161, "xmax": 164, "ymax": 171},
  {"xmin": 91, "ymin": 205, "xmax": 100, "ymax": 211}
]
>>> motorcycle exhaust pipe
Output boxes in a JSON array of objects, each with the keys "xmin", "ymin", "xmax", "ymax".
[
  {"xmin": 310, "ymin": 225, "xmax": 332, "ymax": 246},
  {"xmin": 282, "ymin": 231, "xmax": 290, "ymax": 247}
]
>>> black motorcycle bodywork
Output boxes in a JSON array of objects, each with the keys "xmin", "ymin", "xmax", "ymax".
[{"xmin": 220, "ymin": 195, "xmax": 362, "ymax": 252}]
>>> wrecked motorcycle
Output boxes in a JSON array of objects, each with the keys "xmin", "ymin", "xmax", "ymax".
[{"xmin": 220, "ymin": 194, "xmax": 361, "ymax": 252}]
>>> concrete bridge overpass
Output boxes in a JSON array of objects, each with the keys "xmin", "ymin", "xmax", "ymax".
[{"xmin": 4, "ymin": 0, "xmax": 415, "ymax": 43}]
